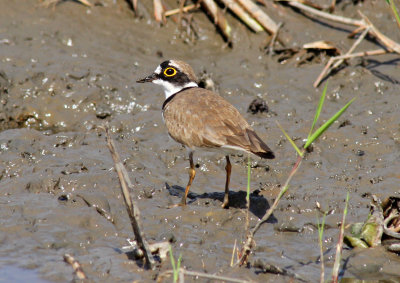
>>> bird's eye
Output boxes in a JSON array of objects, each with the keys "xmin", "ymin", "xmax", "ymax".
[{"xmin": 164, "ymin": 67, "xmax": 177, "ymax": 77}]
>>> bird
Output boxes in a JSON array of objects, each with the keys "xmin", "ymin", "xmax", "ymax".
[{"xmin": 137, "ymin": 59, "xmax": 274, "ymax": 208}]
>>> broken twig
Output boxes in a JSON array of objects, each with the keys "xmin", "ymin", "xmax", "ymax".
[
  {"xmin": 154, "ymin": 0, "xmax": 165, "ymax": 23},
  {"xmin": 221, "ymin": 0, "xmax": 264, "ymax": 32},
  {"xmin": 278, "ymin": 0, "xmax": 400, "ymax": 87},
  {"xmin": 236, "ymin": 153, "xmax": 303, "ymax": 266},
  {"xmin": 236, "ymin": 0, "xmax": 278, "ymax": 34},
  {"xmin": 313, "ymin": 26, "xmax": 370, "ymax": 87},
  {"xmin": 279, "ymin": 0, "xmax": 363, "ymax": 26},
  {"xmin": 63, "ymin": 254, "xmax": 87, "ymax": 280},
  {"xmin": 103, "ymin": 125, "xmax": 155, "ymax": 269},
  {"xmin": 200, "ymin": 0, "xmax": 232, "ymax": 43},
  {"xmin": 165, "ymin": 4, "xmax": 199, "ymax": 17},
  {"xmin": 266, "ymin": 22, "xmax": 283, "ymax": 54}
]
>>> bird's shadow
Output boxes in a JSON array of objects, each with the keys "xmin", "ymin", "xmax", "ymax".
[{"xmin": 165, "ymin": 183, "xmax": 277, "ymax": 222}]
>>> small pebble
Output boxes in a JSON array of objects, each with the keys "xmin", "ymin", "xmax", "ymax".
[{"xmin": 356, "ymin": 149, "xmax": 365, "ymax": 156}]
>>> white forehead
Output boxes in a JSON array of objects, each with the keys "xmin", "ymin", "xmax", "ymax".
[
  {"xmin": 154, "ymin": 65, "xmax": 162, "ymax": 74},
  {"xmin": 154, "ymin": 60, "xmax": 182, "ymax": 74},
  {"xmin": 169, "ymin": 60, "xmax": 181, "ymax": 69}
]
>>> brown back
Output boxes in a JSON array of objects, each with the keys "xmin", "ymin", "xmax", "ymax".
[{"xmin": 163, "ymin": 88, "xmax": 274, "ymax": 159}]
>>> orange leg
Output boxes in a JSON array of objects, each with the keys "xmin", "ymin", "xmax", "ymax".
[
  {"xmin": 180, "ymin": 151, "xmax": 195, "ymax": 206},
  {"xmin": 222, "ymin": 155, "xmax": 231, "ymax": 208}
]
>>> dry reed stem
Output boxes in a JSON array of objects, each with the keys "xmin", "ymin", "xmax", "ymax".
[
  {"xmin": 133, "ymin": 0, "xmax": 138, "ymax": 12},
  {"xmin": 165, "ymin": 4, "xmax": 199, "ymax": 17},
  {"xmin": 230, "ymin": 239, "xmax": 237, "ymax": 266},
  {"xmin": 266, "ymin": 22, "xmax": 283, "ymax": 54},
  {"xmin": 236, "ymin": 0, "xmax": 278, "ymax": 34},
  {"xmin": 235, "ymin": 154, "xmax": 303, "ymax": 266},
  {"xmin": 313, "ymin": 26, "xmax": 370, "ymax": 87},
  {"xmin": 63, "ymin": 254, "xmax": 87, "ymax": 280},
  {"xmin": 77, "ymin": 0, "xmax": 92, "ymax": 6},
  {"xmin": 154, "ymin": 0, "xmax": 165, "ymax": 23},
  {"xmin": 103, "ymin": 125, "xmax": 155, "ymax": 269},
  {"xmin": 220, "ymin": 0, "xmax": 264, "ymax": 32},
  {"xmin": 279, "ymin": 0, "xmax": 364, "ymax": 26},
  {"xmin": 314, "ymin": 50, "xmax": 388, "ymax": 88},
  {"xmin": 348, "ymin": 26, "xmax": 365, "ymax": 38},
  {"xmin": 158, "ymin": 269, "xmax": 255, "ymax": 283},
  {"xmin": 329, "ymin": 0, "xmax": 336, "ymax": 12},
  {"xmin": 358, "ymin": 11, "xmax": 400, "ymax": 53},
  {"xmin": 279, "ymin": 1, "xmax": 400, "ymax": 53},
  {"xmin": 279, "ymin": 0, "xmax": 400, "ymax": 87},
  {"xmin": 297, "ymin": 3, "xmax": 399, "ymax": 53},
  {"xmin": 200, "ymin": 0, "xmax": 232, "ymax": 42}
]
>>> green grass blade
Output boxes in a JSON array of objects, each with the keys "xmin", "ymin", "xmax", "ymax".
[
  {"xmin": 169, "ymin": 245, "xmax": 178, "ymax": 282},
  {"xmin": 304, "ymin": 97, "xmax": 356, "ymax": 149},
  {"xmin": 276, "ymin": 121, "xmax": 303, "ymax": 157},
  {"xmin": 317, "ymin": 212, "xmax": 327, "ymax": 261},
  {"xmin": 332, "ymin": 191, "xmax": 350, "ymax": 282},
  {"xmin": 307, "ymin": 82, "xmax": 328, "ymax": 140},
  {"xmin": 169, "ymin": 246, "xmax": 176, "ymax": 270},
  {"xmin": 389, "ymin": 0, "xmax": 400, "ymax": 29},
  {"xmin": 344, "ymin": 191, "xmax": 350, "ymax": 215},
  {"xmin": 317, "ymin": 213, "xmax": 326, "ymax": 241},
  {"xmin": 317, "ymin": 212, "xmax": 327, "ymax": 283},
  {"xmin": 247, "ymin": 155, "xmax": 251, "ymax": 203},
  {"xmin": 278, "ymin": 184, "xmax": 290, "ymax": 199},
  {"xmin": 177, "ymin": 253, "xmax": 182, "ymax": 271},
  {"xmin": 390, "ymin": 0, "xmax": 400, "ymax": 28}
]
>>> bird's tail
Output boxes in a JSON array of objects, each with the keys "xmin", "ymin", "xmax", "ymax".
[{"xmin": 246, "ymin": 129, "xmax": 275, "ymax": 159}]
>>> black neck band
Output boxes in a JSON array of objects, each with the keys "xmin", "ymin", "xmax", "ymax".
[{"xmin": 162, "ymin": 87, "xmax": 196, "ymax": 110}]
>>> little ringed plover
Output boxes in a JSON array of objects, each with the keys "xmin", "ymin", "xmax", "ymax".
[{"xmin": 137, "ymin": 59, "xmax": 274, "ymax": 208}]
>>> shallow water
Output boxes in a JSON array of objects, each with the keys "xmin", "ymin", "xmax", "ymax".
[
  {"xmin": 0, "ymin": 0, "xmax": 399, "ymax": 282},
  {"xmin": 0, "ymin": 264, "xmax": 50, "ymax": 283}
]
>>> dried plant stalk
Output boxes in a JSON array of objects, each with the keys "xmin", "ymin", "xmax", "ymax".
[
  {"xmin": 313, "ymin": 26, "xmax": 370, "ymax": 87},
  {"xmin": 132, "ymin": 0, "xmax": 138, "ymax": 14},
  {"xmin": 165, "ymin": 4, "xmax": 199, "ymax": 17},
  {"xmin": 236, "ymin": 0, "xmax": 278, "ymax": 34},
  {"xmin": 281, "ymin": 0, "xmax": 400, "ymax": 53},
  {"xmin": 236, "ymin": 154, "xmax": 303, "ymax": 266},
  {"xmin": 280, "ymin": 0, "xmax": 363, "ymax": 26},
  {"xmin": 280, "ymin": 0, "xmax": 400, "ymax": 86},
  {"xmin": 220, "ymin": 0, "xmax": 264, "ymax": 32},
  {"xmin": 358, "ymin": 11, "xmax": 400, "ymax": 53},
  {"xmin": 63, "ymin": 254, "xmax": 87, "ymax": 280},
  {"xmin": 200, "ymin": 0, "xmax": 232, "ymax": 42},
  {"xmin": 154, "ymin": 0, "xmax": 165, "ymax": 23},
  {"xmin": 104, "ymin": 125, "xmax": 155, "ymax": 269},
  {"xmin": 77, "ymin": 0, "xmax": 92, "ymax": 6}
]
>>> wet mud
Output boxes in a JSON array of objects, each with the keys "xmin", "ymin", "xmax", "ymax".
[{"xmin": 0, "ymin": 0, "xmax": 399, "ymax": 282}]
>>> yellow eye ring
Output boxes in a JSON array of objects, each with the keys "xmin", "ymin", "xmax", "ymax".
[{"xmin": 164, "ymin": 67, "xmax": 177, "ymax": 77}]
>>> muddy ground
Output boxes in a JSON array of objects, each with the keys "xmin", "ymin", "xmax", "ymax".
[{"xmin": 0, "ymin": 0, "xmax": 399, "ymax": 282}]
